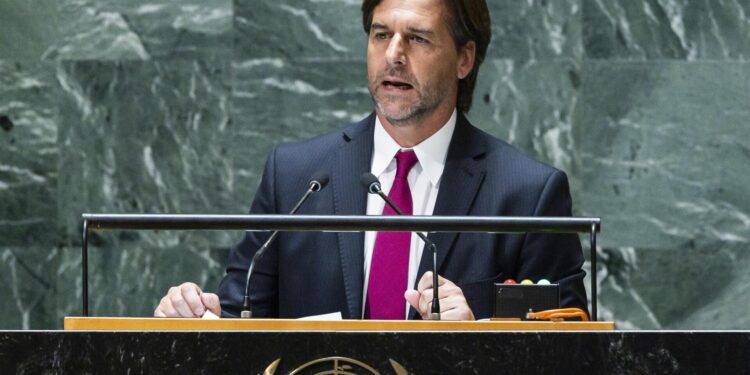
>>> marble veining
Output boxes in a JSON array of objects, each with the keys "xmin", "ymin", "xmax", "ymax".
[
  {"xmin": 584, "ymin": 0, "xmax": 750, "ymax": 60},
  {"xmin": 488, "ymin": 0, "xmax": 582, "ymax": 59},
  {"xmin": 44, "ymin": 0, "xmax": 232, "ymax": 60},
  {"xmin": 0, "ymin": 331, "xmax": 743, "ymax": 373}
]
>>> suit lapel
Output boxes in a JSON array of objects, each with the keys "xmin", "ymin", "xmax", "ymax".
[
  {"xmin": 410, "ymin": 114, "xmax": 487, "ymax": 318},
  {"xmin": 332, "ymin": 114, "xmax": 375, "ymax": 319}
]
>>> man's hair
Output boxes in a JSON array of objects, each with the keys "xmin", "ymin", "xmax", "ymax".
[{"xmin": 361, "ymin": 0, "xmax": 492, "ymax": 113}]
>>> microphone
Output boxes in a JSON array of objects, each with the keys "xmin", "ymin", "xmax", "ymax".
[
  {"xmin": 360, "ymin": 172, "xmax": 441, "ymax": 320},
  {"xmin": 241, "ymin": 171, "xmax": 330, "ymax": 318}
]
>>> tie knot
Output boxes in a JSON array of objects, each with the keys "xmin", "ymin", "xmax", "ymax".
[{"xmin": 394, "ymin": 150, "xmax": 418, "ymax": 179}]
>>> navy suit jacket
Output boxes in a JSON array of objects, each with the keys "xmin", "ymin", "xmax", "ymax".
[{"xmin": 218, "ymin": 113, "xmax": 588, "ymax": 319}]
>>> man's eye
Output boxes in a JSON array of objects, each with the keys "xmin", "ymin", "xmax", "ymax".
[
  {"xmin": 411, "ymin": 36, "xmax": 428, "ymax": 44},
  {"xmin": 374, "ymin": 32, "xmax": 389, "ymax": 40}
]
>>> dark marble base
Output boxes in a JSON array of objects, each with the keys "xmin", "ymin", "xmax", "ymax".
[{"xmin": 1, "ymin": 331, "xmax": 749, "ymax": 374}]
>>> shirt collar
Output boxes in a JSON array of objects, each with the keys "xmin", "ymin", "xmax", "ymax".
[{"xmin": 371, "ymin": 110, "xmax": 457, "ymax": 187}]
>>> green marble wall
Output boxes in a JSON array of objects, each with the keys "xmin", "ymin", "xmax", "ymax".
[{"xmin": 1, "ymin": 0, "xmax": 748, "ymax": 329}]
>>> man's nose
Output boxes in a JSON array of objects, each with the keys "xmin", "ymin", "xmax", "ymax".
[{"xmin": 385, "ymin": 34, "xmax": 407, "ymax": 66}]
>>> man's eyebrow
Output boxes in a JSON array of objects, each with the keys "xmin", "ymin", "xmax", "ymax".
[
  {"xmin": 370, "ymin": 23, "xmax": 435, "ymax": 36},
  {"xmin": 370, "ymin": 22, "xmax": 390, "ymax": 31},
  {"xmin": 406, "ymin": 27, "xmax": 435, "ymax": 36}
]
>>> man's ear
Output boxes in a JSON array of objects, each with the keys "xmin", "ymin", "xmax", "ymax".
[{"xmin": 457, "ymin": 41, "xmax": 476, "ymax": 80}]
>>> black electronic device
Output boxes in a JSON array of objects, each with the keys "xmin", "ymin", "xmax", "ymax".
[{"xmin": 493, "ymin": 283, "xmax": 560, "ymax": 319}]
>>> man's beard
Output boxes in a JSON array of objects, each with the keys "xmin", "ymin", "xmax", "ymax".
[{"xmin": 368, "ymin": 70, "xmax": 444, "ymax": 127}]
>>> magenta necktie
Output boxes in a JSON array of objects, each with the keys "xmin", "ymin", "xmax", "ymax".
[{"xmin": 366, "ymin": 150, "xmax": 419, "ymax": 320}]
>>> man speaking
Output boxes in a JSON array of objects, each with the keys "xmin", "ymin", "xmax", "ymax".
[{"xmin": 155, "ymin": 0, "xmax": 588, "ymax": 320}]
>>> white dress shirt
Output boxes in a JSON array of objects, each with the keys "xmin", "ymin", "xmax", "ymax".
[{"xmin": 362, "ymin": 110, "xmax": 457, "ymax": 318}]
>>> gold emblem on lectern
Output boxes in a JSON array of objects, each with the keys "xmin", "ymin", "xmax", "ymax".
[{"xmin": 263, "ymin": 356, "xmax": 410, "ymax": 375}]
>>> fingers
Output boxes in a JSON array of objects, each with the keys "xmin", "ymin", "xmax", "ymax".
[
  {"xmin": 404, "ymin": 289, "xmax": 421, "ymax": 313},
  {"xmin": 413, "ymin": 272, "xmax": 447, "ymax": 314},
  {"xmin": 180, "ymin": 283, "xmax": 205, "ymax": 316},
  {"xmin": 415, "ymin": 271, "xmax": 446, "ymax": 292},
  {"xmin": 155, "ymin": 293, "xmax": 176, "ymax": 317},
  {"xmin": 407, "ymin": 272, "xmax": 475, "ymax": 320},
  {"xmin": 153, "ymin": 296, "xmax": 172, "ymax": 317},
  {"xmin": 436, "ymin": 293, "xmax": 475, "ymax": 321},
  {"xmin": 154, "ymin": 282, "xmax": 207, "ymax": 318},
  {"xmin": 416, "ymin": 272, "xmax": 454, "ymax": 311},
  {"xmin": 201, "ymin": 293, "xmax": 222, "ymax": 316}
]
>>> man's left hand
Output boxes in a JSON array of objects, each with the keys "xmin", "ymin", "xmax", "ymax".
[{"xmin": 404, "ymin": 272, "xmax": 475, "ymax": 320}]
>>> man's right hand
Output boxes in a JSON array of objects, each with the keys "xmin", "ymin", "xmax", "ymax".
[{"xmin": 154, "ymin": 282, "xmax": 221, "ymax": 318}]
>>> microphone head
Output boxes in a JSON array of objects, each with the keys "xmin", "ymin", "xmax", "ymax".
[
  {"xmin": 360, "ymin": 172, "xmax": 381, "ymax": 194},
  {"xmin": 309, "ymin": 171, "xmax": 330, "ymax": 192}
]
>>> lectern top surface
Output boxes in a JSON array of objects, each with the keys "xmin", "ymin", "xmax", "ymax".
[{"xmin": 64, "ymin": 317, "xmax": 615, "ymax": 331}]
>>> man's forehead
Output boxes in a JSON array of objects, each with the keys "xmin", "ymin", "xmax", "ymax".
[{"xmin": 371, "ymin": 0, "xmax": 448, "ymax": 29}]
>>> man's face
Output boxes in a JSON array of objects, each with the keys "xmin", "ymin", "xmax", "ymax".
[{"xmin": 366, "ymin": 0, "xmax": 472, "ymax": 126}]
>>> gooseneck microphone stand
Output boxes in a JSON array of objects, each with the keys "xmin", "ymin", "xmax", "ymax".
[{"xmin": 240, "ymin": 173, "xmax": 329, "ymax": 318}]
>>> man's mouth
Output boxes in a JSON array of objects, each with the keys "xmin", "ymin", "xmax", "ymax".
[{"xmin": 382, "ymin": 80, "xmax": 414, "ymax": 90}]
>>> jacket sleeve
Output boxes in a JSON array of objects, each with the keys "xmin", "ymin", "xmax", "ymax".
[
  {"xmin": 218, "ymin": 147, "xmax": 279, "ymax": 318},
  {"xmin": 516, "ymin": 170, "xmax": 589, "ymax": 315}
]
